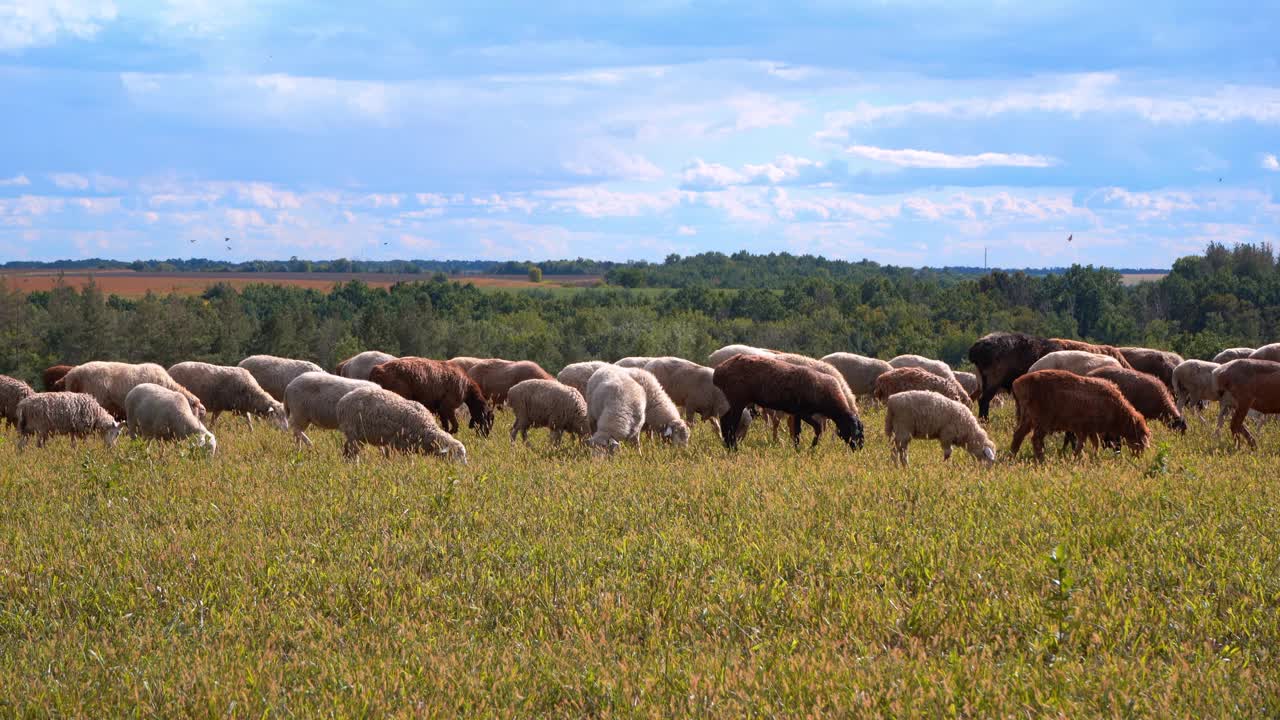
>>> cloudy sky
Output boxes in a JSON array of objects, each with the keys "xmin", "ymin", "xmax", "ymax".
[{"xmin": 1, "ymin": 1, "xmax": 1278, "ymax": 267}]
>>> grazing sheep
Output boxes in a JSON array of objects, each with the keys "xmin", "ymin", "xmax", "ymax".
[
  {"xmin": 368, "ymin": 357, "xmax": 494, "ymax": 436},
  {"xmin": 124, "ymin": 383, "xmax": 216, "ymax": 454},
  {"xmin": 1028, "ymin": 350, "xmax": 1122, "ymax": 376},
  {"xmin": 954, "ymin": 371, "xmax": 981, "ymax": 401},
  {"xmin": 237, "ymin": 355, "xmax": 324, "ymax": 402},
  {"xmin": 336, "ymin": 350, "xmax": 396, "ymax": 380},
  {"xmin": 15, "ymin": 392, "xmax": 122, "ymax": 449},
  {"xmin": 1087, "ymin": 366, "xmax": 1187, "ymax": 432},
  {"xmin": 557, "ymin": 361, "xmax": 609, "ymax": 395},
  {"xmin": 283, "ymin": 372, "xmax": 379, "ymax": 447},
  {"xmin": 1214, "ymin": 359, "xmax": 1280, "ymax": 450},
  {"xmin": 447, "ymin": 356, "xmax": 485, "ymax": 373},
  {"xmin": 873, "ymin": 367, "xmax": 970, "ymax": 406},
  {"xmin": 1249, "ymin": 343, "xmax": 1280, "ymax": 363},
  {"xmin": 585, "ymin": 365, "xmax": 647, "ymax": 453},
  {"xmin": 823, "ymin": 353, "xmax": 893, "ymax": 398},
  {"xmin": 62, "ymin": 361, "xmax": 205, "ymax": 420},
  {"xmin": 884, "ymin": 390, "xmax": 996, "ymax": 466},
  {"xmin": 1211, "ymin": 361, "xmax": 1271, "ymax": 434},
  {"xmin": 1118, "ymin": 347, "xmax": 1184, "ymax": 392},
  {"xmin": 707, "ymin": 344, "xmax": 774, "ymax": 368},
  {"xmin": 615, "ymin": 356, "xmax": 655, "ymax": 369},
  {"xmin": 507, "ymin": 379, "xmax": 590, "ymax": 445},
  {"xmin": 0, "ymin": 375, "xmax": 36, "ymax": 426},
  {"xmin": 467, "ymin": 359, "xmax": 555, "ymax": 407},
  {"xmin": 336, "ymin": 386, "xmax": 467, "ymax": 463},
  {"xmin": 713, "ymin": 354, "xmax": 864, "ymax": 451},
  {"xmin": 968, "ymin": 332, "xmax": 1131, "ymax": 420},
  {"xmin": 1009, "ymin": 370, "xmax": 1150, "ymax": 461},
  {"xmin": 625, "ymin": 368, "xmax": 690, "ymax": 445},
  {"xmin": 42, "ymin": 364, "xmax": 74, "ymax": 391},
  {"xmin": 167, "ymin": 361, "xmax": 286, "ymax": 431},
  {"xmin": 1172, "ymin": 359, "xmax": 1221, "ymax": 414},
  {"xmin": 1213, "ymin": 348, "xmax": 1255, "ymax": 364},
  {"xmin": 643, "ymin": 356, "xmax": 751, "ymax": 436},
  {"xmin": 888, "ymin": 355, "xmax": 958, "ymax": 385}
]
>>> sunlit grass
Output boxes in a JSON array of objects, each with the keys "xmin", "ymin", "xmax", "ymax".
[{"xmin": 1, "ymin": 404, "xmax": 1277, "ymax": 715}]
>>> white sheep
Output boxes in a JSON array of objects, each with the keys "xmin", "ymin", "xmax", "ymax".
[
  {"xmin": 124, "ymin": 383, "xmax": 217, "ymax": 454},
  {"xmin": 821, "ymin": 353, "xmax": 893, "ymax": 399},
  {"xmin": 0, "ymin": 374, "xmax": 36, "ymax": 426},
  {"xmin": 62, "ymin": 361, "xmax": 206, "ymax": 420},
  {"xmin": 888, "ymin": 355, "xmax": 958, "ymax": 384},
  {"xmin": 615, "ymin": 356, "xmax": 655, "ymax": 369},
  {"xmin": 1172, "ymin": 359, "xmax": 1220, "ymax": 415},
  {"xmin": 707, "ymin": 344, "xmax": 774, "ymax": 368},
  {"xmin": 585, "ymin": 365, "xmax": 647, "ymax": 453},
  {"xmin": 1213, "ymin": 348, "xmax": 1255, "ymax": 364},
  {"xmin": 1028, "ymin": 350, "xmax": 1121, "ymax": 376},
  {"xmin": 283, "ymin": 372, "xmax": 379, "ymax": 447},
  {"xmin": 1250, "ymin": 343, "xmax": 1280, "ymax": 363},
  {"xmin": 884, "ymin": 390, "xmax": 996, "ymax": 466},
  {"xmin": 625, "ymin": 367, "xmax": 690, "ymax": 445},
  {"xmin": 336, "ymin": 386, "xmax": 467, "ymax": 463},
  {"xmin": 336, "ymin": 350, "xmax": 397, "ymax": 380},
  {"xmin": 447, "ymin": 356, "xmax": 485, "ymax": 373},
  {"xmin": 507, "ymin": 379, "xmax": 590, "ymax": 445},
  {"xmin": 643, "ymin": 356, "xmax": 751, "ymax": 436},
  {"xmin": 557, "ymin": 361, "xmax": 609, "ymax": 395},
  {"xmin": 168, "ymin": 361, "xmax": 287, "ymax": 431},
  {"xmin": 954, "ymin": 371, "xmax": 981, "ymax": 400},
  {"xmin": 237, "ymin": 355, "xmax": 325, "ymax": 402},
  {"xmin": 15, "ymin": 392, "xmax": 122, "ymax": 449}
]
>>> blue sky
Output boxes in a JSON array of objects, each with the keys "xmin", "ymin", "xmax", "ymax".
[{"xmin": 1, "ymin": 1, "xmax": 1277, "ymax": 267}]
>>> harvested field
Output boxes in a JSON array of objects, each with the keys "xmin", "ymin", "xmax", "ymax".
[
  {"xmin": 1121, "ymin": 272, "xmax": 1167, "ymax": 286},
  {"xmin": 0, "ymin": 270, "xmax": 601, "ymax": 296}
]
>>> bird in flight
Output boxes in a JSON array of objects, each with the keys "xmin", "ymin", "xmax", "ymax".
[{"xmin": 1067, "ymin": 234, "xmax": 1073, "ymax": 243}]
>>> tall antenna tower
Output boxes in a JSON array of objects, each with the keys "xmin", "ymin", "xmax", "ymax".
[{"xmin": 984, "ymin": 246, "xmax": 988, "ymax": 269}]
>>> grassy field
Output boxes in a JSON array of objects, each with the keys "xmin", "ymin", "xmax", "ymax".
[{"xmin": 1, "ymin": 404, "xmax": 1278, "ymax": 716}]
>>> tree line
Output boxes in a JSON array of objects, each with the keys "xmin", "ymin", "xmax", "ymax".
[{"xmin": 0, "ymin": 243, "xmax": 1273, "ymax": 386}]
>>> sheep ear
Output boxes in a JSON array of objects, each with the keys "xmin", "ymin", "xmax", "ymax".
[{"xmin": 982, "ymin": 446, "xmax": 996, "ymax": 462}]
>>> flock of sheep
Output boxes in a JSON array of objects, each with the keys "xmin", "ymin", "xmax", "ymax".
[{"xmin": 0, "ymin": 332, "xmax": 1277, "ymax": 466}]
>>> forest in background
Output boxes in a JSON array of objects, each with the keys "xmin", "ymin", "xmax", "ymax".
[{"xmin": 0, "ymin": 243, "xmax": 1274, "ymax": 386}]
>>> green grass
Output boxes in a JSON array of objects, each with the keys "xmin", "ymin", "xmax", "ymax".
[{"xmin": 1, "ymin": 405, "xmax": 1278, "ymax": 716}]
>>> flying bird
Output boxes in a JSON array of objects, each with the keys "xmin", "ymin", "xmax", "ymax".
[{"xmin": 1067, "ymin": 234, "xmax": 1073, "ymax": 243}]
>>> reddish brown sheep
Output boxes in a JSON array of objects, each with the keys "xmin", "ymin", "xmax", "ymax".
[
  {"xmin": 466, "ymin": 359, "xmax": 555, "ymax": 407},
  {"xmin": 1118, "ymin": 347, "xmax": 1183, "ymax": 393},
  {"xmin": 1213, "ymin": 359, "xmax": 1280, "ymax": 450},
  {"xmin": 713, "ymin": 354, "xmax": 864, "ymax": 451},
  {"xmin": 1087, "ymin": 366, "xmax": 1186, "ymax": 432},
  {"xmin": 1010, "ymin": 369, "xmax": 1150, "ymax": 461},
  {"xmin": 872, "ymin": 367, "xmax": 970, "ymax": 405},
  {"xmin": 968, "ymin": 332, "xmax": 1132, "ymax": 420},
  {"xmin": 369, "ymin": 357, "xmax": 494, "ymax": 436},
  {"xmin": 43, "ymin": 364, "xmax": 74, "ymax": 392}
]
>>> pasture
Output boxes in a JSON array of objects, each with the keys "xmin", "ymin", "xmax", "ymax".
[{"xmin": 1, "ymin": 403, "xmax": 1277, "ymax": 716}]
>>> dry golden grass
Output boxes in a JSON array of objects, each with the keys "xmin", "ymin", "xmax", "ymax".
[{"xmin": 1, "ymin": 404, "xmax": 1277, "ymax": 716}]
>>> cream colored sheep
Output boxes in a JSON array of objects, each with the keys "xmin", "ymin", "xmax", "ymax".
[
  {"xmin": 447, "ymin": 356, "xmax": 485, "ymax": 373},
  {"xmin": 237, "ymin": 355, "xmax": 324, "ymax": 402},
  {"xmin": 0, "ymin": 374, "xmax": 36, "ymax": 426},
  {"xmin": 62, "ymin": 361, "xmax": 205, "ymax": 420},
  {"xmin": 615, "ymin": 356, "xmax": 655, "ymax": 369},
  {"xmin": 556, "ymin": 361, "xmax": 609, "ymax": 395},
  {"xmin": 336, "ymin": 386, "xmax": 467, "ymax": 463},
  {"xmin": 643, "ymin": 356, "xmax": 751, "ymax": 436},
  {"xmin": 888, "ymin": 355, "xmax": 958, "ymax": 385},
  {"xmin": 884, "ymin": 390, "xmax": 996, "ymax": 466},
  {"xmin": 1213, "ymin": 348, "xmax": 1255, "ymax": 364},
  {"xmin": 283, "ymin": 372, "xmax": 379, "ymax": 447},
  {"xmin": 625, "ymin": 368, "xmax": 690, "ymax": 445},
  {"xmin": 1250, "ymin": 343, "xmax": 1280, "ymax": 363},
  {"xmin": 16, "ymin": 392, "xmax": 121, "ymax": 449},
  {"xmin": 124, "ymin": 383, "xmax": 216, "ymax": 454},
  {"xmin": 507, "ymin": 379, "xmax": 590, "ymax": 445},
  {"xmin": 585, "ymin": 365, "xmax": 646, "ymax": 453},
  {"xmin": 821, "ymin": 353, "xmax": 892, "ymax": 398},
  {"xmin": 707, "ymin": 344, "xmax": 774, "ymax": 368},
  {"xmin": 168, "ymin": 361, "xmax": 286, "ymax": 431},
  {"xmin": 1028, "ymin": 350, "xmax": 1121, "ymax": 376},
  {"xmin": 336, "ymin": 351, "xmax": 396, "ymax": 380}
]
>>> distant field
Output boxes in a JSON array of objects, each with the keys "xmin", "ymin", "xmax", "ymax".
[
  {"xmin": 1, "ymin": 403, "xmax": 1278, "ymax": 715},
  {"xmin": 1121, "ymin": 272, "xmax": 1167, "ymax": 286},
  {"xmin": 0, "ymin": 270, "xmax": 602, "ymax": 297}
]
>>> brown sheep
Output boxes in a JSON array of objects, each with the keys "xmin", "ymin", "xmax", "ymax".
[
  {"xmin": 872, "ymin": 367, "xmax": 970, "ymax": 406},
  {"xmin": 713, "ymin": 354, "xmax": 864, "ymax": 451},
  {"xmin": 1087, "ymin": 366, "xmax": 1186, "ymax": 432},
  {"xmin": 1213, "ymin": 359, "xmax": 1280, "ymax": 450},
  {"xmin": 1010, "ymin": 369, "xmax": 1150, "ymax": 461},
  {"xmin": 968, "ymin": 332, "xmax": 1131, "ymax": 420},
  {"xmin": 467, "ymin": 359, "xmax": 554, "ymax": 407},
  {"xmin": 43, "ymin": 364, "xmax": 74, "ymax": 392},
  {"xmin": 368, "ymin": 357, "xmax": 494, "ymax": 436},
  {"xmin": 1118, "ymin": 347, "xmax": 1183, "ymax": 392}
]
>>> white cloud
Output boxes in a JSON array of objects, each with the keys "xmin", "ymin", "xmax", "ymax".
[
  {"xmin": 0, "ymin": 174, "xmax": 29, "ymax": 187},
  {"xmin": 49, "ymin": 172, "xmax": 90, "ymax": 190},
  {"xmin": 563, "ymin": 143, "xmax": 664, "ymax": 181},
  {"xmin": 536, "ymin": 186, "xmax": 685, "ymax": 218},
  {"xmin": 680, "ymin": 159, "xmax": 748, "ymax": 190},
  {"xmin": 1263, "ymin": 153, "xmax": 1280, "ymax": 172},
  {"xmin": 0, "ymin": 0, "xmax": 116, "ymax": 52},
  {"xmin": 676, "ymin": 225, "xmax": 697, "ymax": 236},
  {"xmin": 846, "ymin": 145, "xmax": 1057, "ymax": 169},
  {"xmin": 726, "ymin": 93, "xmax": 804, "ymax": 131}
]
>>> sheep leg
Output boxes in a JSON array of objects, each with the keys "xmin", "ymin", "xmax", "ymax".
[
  {"xmin": 509, "ymin": 419, "xmax": 520, "ymax": 443},
  {"xmin": 17, "ymin": 433, "xmax": 29, "ymax": 451},
  {"xmin": 1031, "ymin": 429, "xmax": 1047, "ymax": 462},
  {"xmin": 549, "ymin": 429, "xmax": 561, "ymax": 446},
  {"xmin": 803, "ymin": 415, "xmax": 824, "ymax": 449},
  {"xmin": 1230, "ymin": 404, "xmax": 1257, "ymax": 450},
  {"xmin": 719, "ymin": 406, "xmax": 744, "ymax": 449},
  {"xmin": 293, "ymin": 424, "xmax": 314, "ymax": 448},
  {"xmin": 243, "ymin": 413, "xmax": 255, "ymax": 432},
  {"xmin": 36, "ymin": 433, "xmax": 48, "ymax": 449},
  {"xmin": 941, "ymin": 442, "xmax": 952, "ymax": 461},
  {"xmin": 977, "ymin": 379, "xmax": 999, "ymax": 421},
  {"xmin": 788, "ymin": 414, "xmax": 803, "ymax": 450},
  {"xmin": 1009, "ymin": 417, "xmax": 1032, "ymax": 457}
]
